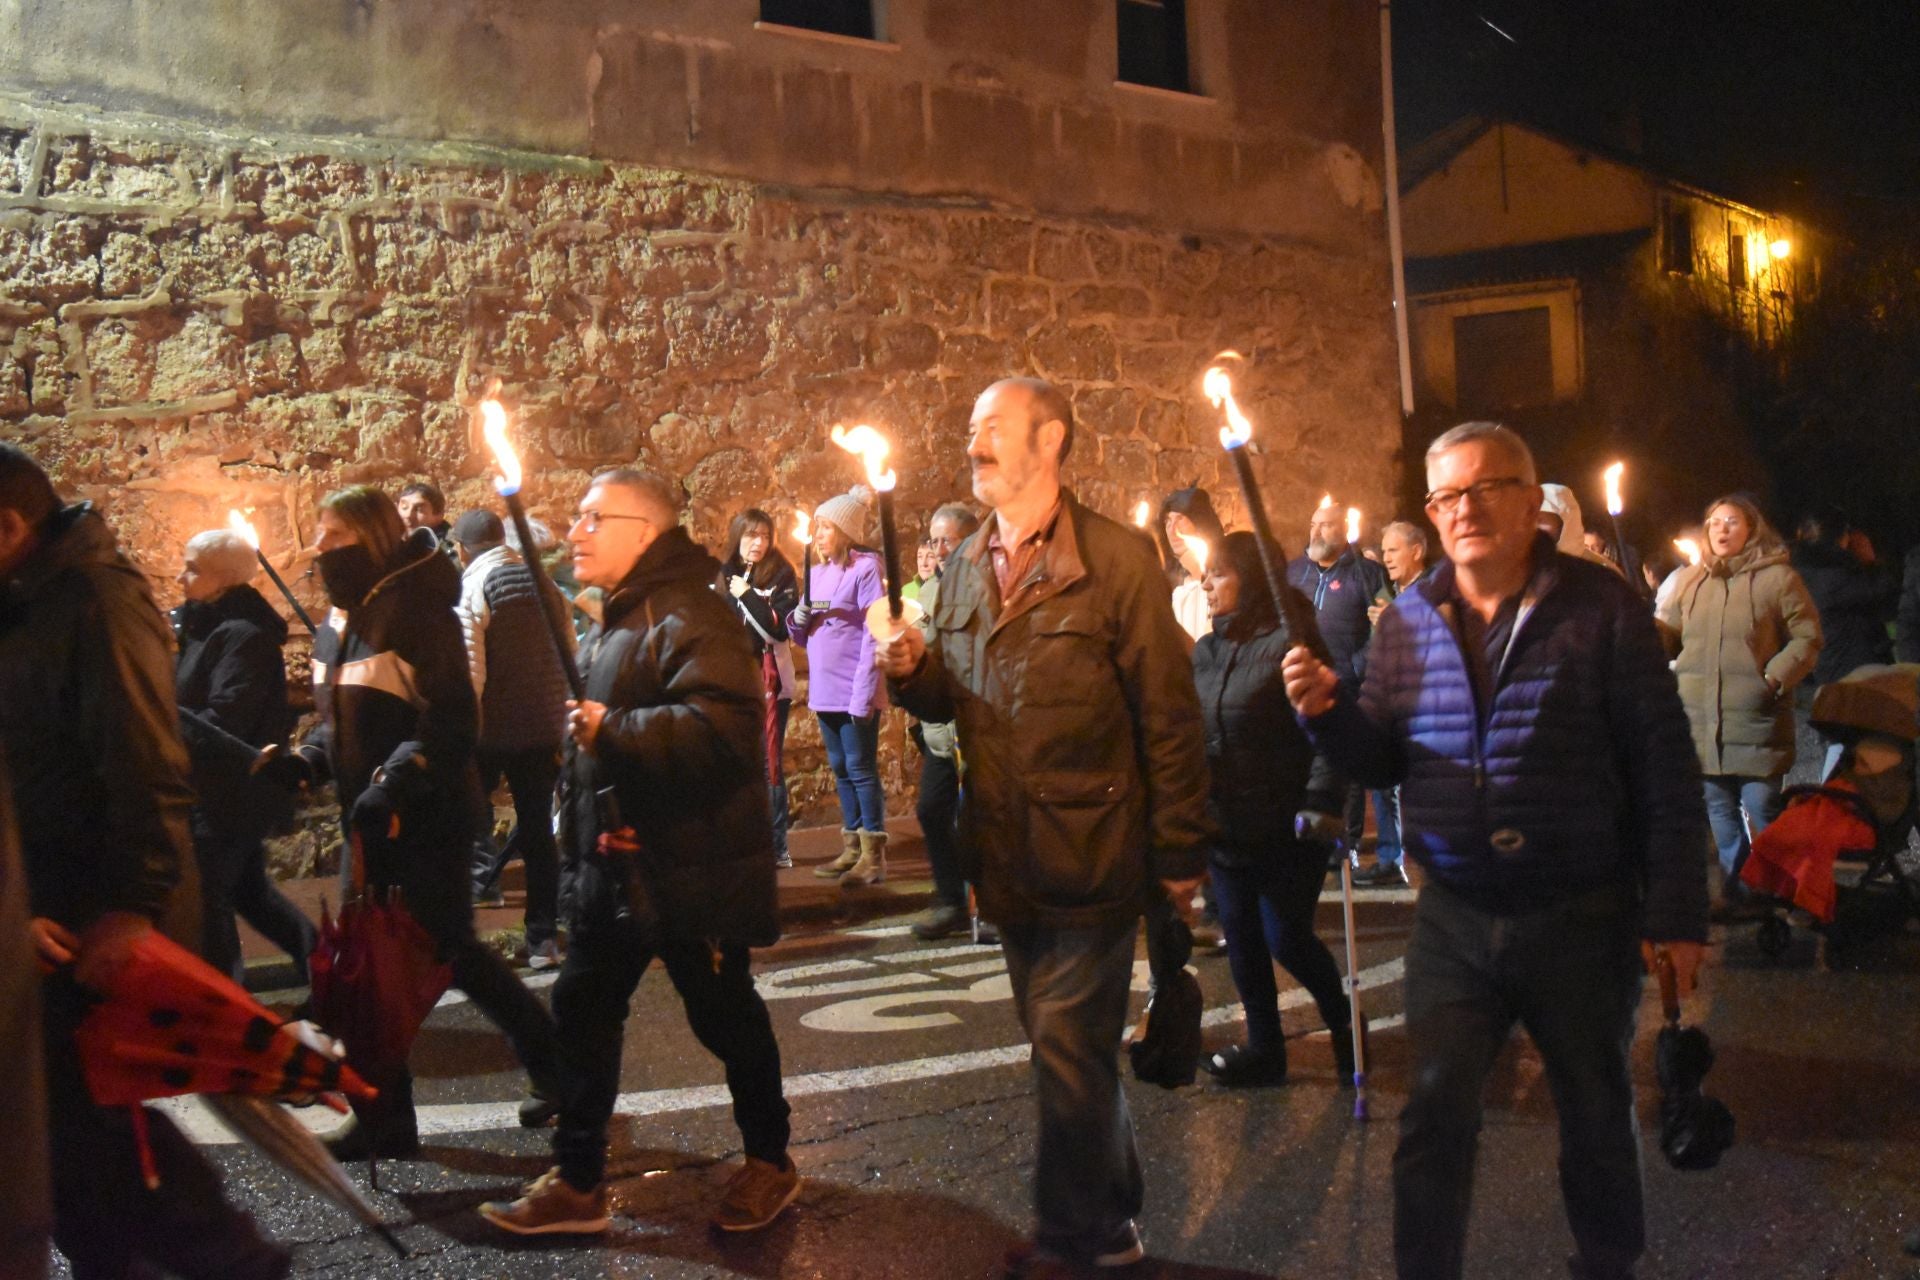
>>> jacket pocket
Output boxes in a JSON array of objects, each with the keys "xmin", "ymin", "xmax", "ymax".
[
  {"xmin": 1022, "ymin": 610, "xmax": 1108, "ymax": 707},
  {"xmin": 1022, "ymin": 769, "xmax": 1140, "ymax": 905}
]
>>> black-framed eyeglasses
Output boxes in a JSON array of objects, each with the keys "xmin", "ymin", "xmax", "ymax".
[
  {"xmin": 1424, "ymin": 477, "xmax": 1527, "ymax": 514},
  {"xmin": 571, "ymin": 510, "xmax": 650, "ymax": 534}
]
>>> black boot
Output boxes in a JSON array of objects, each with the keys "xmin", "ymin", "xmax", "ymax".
[{"xmin": 1204, "ymin": 1043, "xmax": 1288, "ymax": 1086}]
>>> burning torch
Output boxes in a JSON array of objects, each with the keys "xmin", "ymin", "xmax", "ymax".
[
  {"xmin": 793, "ymin": 509, "xmax": 814, "ymax": 606},
  {"xmin": 479, "ymin": 391, "xmax": 584, "ymax": 701},
  {"xmin": 1603, "ymin": 462, "xmax": 1648, "ymax": 597},
  {"xmin": 1673, "ymin": 537, "xmax": 1702, "ymax": 567},
  {"xmin": 227, "ymin": 509, "xmax": 317, "ymax": 635},
  {"xmin": 830, "ymin": 423, "xmax": 921, "ymax": 639},
  {"xmin": 1202, "ymin": 357, "xmax": 1330, "ymax": 663}
]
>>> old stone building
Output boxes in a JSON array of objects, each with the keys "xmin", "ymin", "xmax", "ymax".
[{"xmin": 1, "ymin": 0, "xmax": 1401, "ymax": 826}]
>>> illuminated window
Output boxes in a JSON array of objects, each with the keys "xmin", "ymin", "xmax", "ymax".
[
  {"xmin": 1117, "ymin": 0, "xmax": 1191, "ymax": 93},
  {"xmin": 1727, "ymin": 227, "xmax": 1749, "ymax": 292},
  {"xmin": 760, "ymin": 0, "xmax": 882, "ymax": 40}
]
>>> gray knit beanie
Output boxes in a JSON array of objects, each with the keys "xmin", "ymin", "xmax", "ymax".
[{"xmin": 814, "ymin": 484, "xmax": 874, "ymax": 540}]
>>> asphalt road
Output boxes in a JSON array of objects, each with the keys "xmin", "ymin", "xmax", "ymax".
[{"xmin": 56, "ymin": 843, "xmax": 1920, "ymax": 1279}]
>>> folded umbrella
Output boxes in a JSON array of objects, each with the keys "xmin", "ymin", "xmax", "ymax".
[
  {"xmin": 202, "ymin": 1094, "xmax": 407, "ymax": 1256},
  {"xmin": 1651, "ymin": 949, "xmax": 1735, "ymax": 1171},
  {"xmin": 1128, "ymin": 897, "xmax": 1202, "ymax": 1088}
]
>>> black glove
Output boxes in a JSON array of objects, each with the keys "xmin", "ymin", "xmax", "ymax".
[
  {"xmin": 253, "ymin": 748, "xmax": 314, "ymax": 792},
  {"xmin": 349, "ymin": 783, "xmax": 401, "ymax": 846}
]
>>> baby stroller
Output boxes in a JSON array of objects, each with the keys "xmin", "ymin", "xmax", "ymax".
[{"xmin": 1744, "ymin": 666, "xmax": 1920, "ymax": 961}]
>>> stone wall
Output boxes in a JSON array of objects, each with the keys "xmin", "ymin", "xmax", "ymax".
[{"xmin": 0, "ymin": 99, "xmax": 1401, "ymax": 824}]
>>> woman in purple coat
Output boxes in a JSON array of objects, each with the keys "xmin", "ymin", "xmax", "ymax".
[{"xmin": 788, "ymin": 485, "xmax": 889, "ymax": 887}]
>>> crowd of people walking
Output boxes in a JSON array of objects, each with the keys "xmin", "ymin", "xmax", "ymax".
[{"xmin": 0, "ymin": 360, "xmax": 1909, "ymax": 1277}]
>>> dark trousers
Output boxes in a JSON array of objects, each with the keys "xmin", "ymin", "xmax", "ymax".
[
  {"xmin": 1394, "ymin": 882, "xmax": 1646, "ymax": 1280},
  {"xmin": 43, "ymin": 987, "xmax": 289, "ymax": 1280},
  {"xmin": 1211, "ymin": 854, "xmax": 1349, "ymax": 1057},
  {"xmin": 1001, "ymin": 917, "xmax": 1143, "ymax": 1255},
  {"xmin": 470, "ymin": 745, "xmax": 562, "ymax": 947},
  {"xmin": 350, "ymin": 816, "xmax": 559, "ymax": 1139},
  {"xmin": 197, "ymin": 827, "xmax": 316, "ymax": 983},
  {"xmin": 552, "ymin": 922, "xmax": 791, "ymax": 1190},
  {"xmin": 915, "ymin": 745, "xmax": 965, "ymax": 910}
]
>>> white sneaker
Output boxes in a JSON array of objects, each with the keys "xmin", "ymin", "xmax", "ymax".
[{"xmin": 527, "ymin": 940, "xmax": 562, "ymax": 971}]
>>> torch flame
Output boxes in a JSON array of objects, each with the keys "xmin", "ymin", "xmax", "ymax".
[
  {"xmin": 1202, "ymin": 365, "xmax": 1254, "ymax": 450},
  {"xmin": 1603, "ymin": 462, "xmax": 1625, "ymax": 517},
  {"xmin": 1179, "ymin": 533, "xmax": 1211, "ymax": 574},
  {"xmin": 481, "ymin": 398, "xmax": 522, "ymax": 496},
  {"xmin": 1674, "ymin": 537, "xmax": 1702, "ymax": 566},
  {"xmin": 1346, "ymin": 507, "xmax": 1362, "ymax": 545},
  {"xmin": 226, "ymin": 509, "xmax": 261, "ymax": 551},
  {"xmin": 1317, "ymin": 493, "xmax": 1335, "ymax": 510},
  {"xmin": 1132, "ymin": 500, "xmax": 1151, "ymax": 529},
  {"xmin": 830, "ymin": 424, "xmax": 897, "ymax": 493},
  {"xmin": 792, "ymin": 509, "xmax": 812, "ymax": 545}
]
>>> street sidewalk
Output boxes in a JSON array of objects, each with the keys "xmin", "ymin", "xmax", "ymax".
[{"xmin": 237, "ymin": 817, "xmax": 937, "ymax": 991}]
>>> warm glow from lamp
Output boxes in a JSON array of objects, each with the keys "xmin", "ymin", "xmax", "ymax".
[
  {"xmin": 1179, "ymin": 534, "xmax": 1211, "ymax": 574},
  {"xmin": 1603, "ymin": 462, "xmax": 1625, "ymax": 517},
  {"xmin": 481, "ymin": 398, "xmax": 522, "ymax": 496},
  {"xmin": 226, "ymin": 509, "xmax": 261, "ymax": 550},
  {"xmin": 829, "ymin": 424, "xmax": 897, "ymax": 492},
  {"xmin": 1770, "ymin": 238, "xmax": 1791, "ymax": 260}
]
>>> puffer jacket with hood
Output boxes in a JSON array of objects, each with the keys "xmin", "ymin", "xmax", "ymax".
[
  {"xmin": 1540, "ymin": 483, "xmax": 1626, "ymax": 579},
  {"xmin": 1657, "ymin": 542, "xmax": 1822, "ymax": 777},
  {"xmin": 301, "ymin": 527, "xmax": 477, "ymax": 847}
]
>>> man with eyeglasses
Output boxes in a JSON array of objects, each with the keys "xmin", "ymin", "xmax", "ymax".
[
  {"xmin": 482, "ymin": 468, "xmax": 799, "ymax": 1238},
  {"xmin": 1282, "ymin": 422, "xmax": 1709, "ymax": 1280}
]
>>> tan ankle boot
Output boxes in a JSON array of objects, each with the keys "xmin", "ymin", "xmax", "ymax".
[
  {"xmin": 814, "ymin": 829, "xmax": 862, "ymax": 878},
  {"xmin": 839, "ymin": 830, "xmax": 888, "ymax": 889}
]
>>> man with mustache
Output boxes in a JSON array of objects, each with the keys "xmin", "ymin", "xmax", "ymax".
[{"xmin": 876, "ymin": 378, "xmax": 1211, "ymax": 1275}]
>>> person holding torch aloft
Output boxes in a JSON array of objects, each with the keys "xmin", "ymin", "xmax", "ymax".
[{"xmin": 788, "ymin": 485, "xmax": 890, "ymax": 887}]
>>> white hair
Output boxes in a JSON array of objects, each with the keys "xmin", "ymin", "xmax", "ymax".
[
  {"xmin": 184, "ymin": 529, "xmax": 258, "ymax": 589},
  {"xmin": 1382, "ymin": 520, "xmax": 1429, "ymax": 556},
  {"xmin": 1424, "ymin": 421, "xmax": 1539, "ymax": 486}
]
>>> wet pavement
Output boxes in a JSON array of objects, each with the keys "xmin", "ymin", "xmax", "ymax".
[{"xmin": 59, "ymin": 825, "xmax": 1920, "ymax": 1278}]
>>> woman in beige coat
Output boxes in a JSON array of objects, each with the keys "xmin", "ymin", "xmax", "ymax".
[{"xmin": 1658, "ymin": 494, "xmax": 1822, "ymax": 910}]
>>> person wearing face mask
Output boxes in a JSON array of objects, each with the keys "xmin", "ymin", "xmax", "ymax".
[
  {"xmin": 721, "ymin": 507, "xmax": 801, "ymax": 870},
  {"xmin": 267, "ymin": 485, "xmax": 559, "ymax": 1161},
  {"xmin": 787, "ymin": 485, "xmax": 890, "ymax": 888},
  {"xmin": 171, "ymin": 527, "xmax": 313, "ymax": 983},
  {"xmin": 1191, "ymin": 531, "xmax": 1356, "ymax": 1087},
  {"xmin": 1657, "ymin": 494, "xmax": 1822, "ymax": 918}
]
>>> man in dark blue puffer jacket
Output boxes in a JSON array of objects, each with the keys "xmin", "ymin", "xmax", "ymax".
[{"xmin": 1283, "ymin": 422, "xmax": 1709, "ymax": 1280}]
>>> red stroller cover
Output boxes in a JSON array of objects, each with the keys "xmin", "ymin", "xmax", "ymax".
[{"xmin": 1741, "ymin": 781, "xmax": 1875, "ymax": 923}]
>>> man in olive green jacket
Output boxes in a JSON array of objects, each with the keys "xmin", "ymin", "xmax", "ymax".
[
  {"xmin": 879, "ymin": 378, "xmax": 1211, "ymax": 1275},
  {"xmin": 1658, "ymin": 496, "xmax": 1822, "ymax": 894}
]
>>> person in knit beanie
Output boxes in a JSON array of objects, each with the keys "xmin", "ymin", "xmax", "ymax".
[{"xmin": 788, "ymin": 485, "xmax": 891, "ymax": 887}]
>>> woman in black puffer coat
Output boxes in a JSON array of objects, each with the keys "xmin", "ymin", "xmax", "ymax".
[
  {"xmin": 172, "ymin": 528, "xmax": 313, "ymax": 981},
  {"xmin": 1192, "ymin": 531, "xmax": 1353, "ymax": 1087},
  {"xmin": 283, "ymin": 486, "xmax": 558, "ymax": 1160}
]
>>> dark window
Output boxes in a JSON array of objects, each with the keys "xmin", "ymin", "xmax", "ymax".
[
  {"xmin": 761, "ymin": 0, "xmax": 876, "ymax": 40},
  {"xmin": 1727, "ymin": 228, "xmax": 1749, "ymax": 292},
  {"xmin": 1117, "ymin": 0, "xmax": 1190, "ymax": 93},
  {"xmin": 1454, "ymin": 307, "xmax": 1555, "ymax": 411},
  {"xmin": 1662, "ymin": 200, "xmax": 1694, "ymax": 275}
]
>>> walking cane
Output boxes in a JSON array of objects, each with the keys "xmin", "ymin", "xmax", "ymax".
[{"xmin": 1339, "ymin": 852, "xmax": 1369, "ymax": 1121}]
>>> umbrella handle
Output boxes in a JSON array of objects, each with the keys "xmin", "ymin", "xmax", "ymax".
[{"xmin": 1653, "ymin": 947, "xmax": 1680, "ymax": 1026}]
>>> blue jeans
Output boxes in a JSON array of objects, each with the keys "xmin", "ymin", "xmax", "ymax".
[
  {"xmin": 1001, "ymin": 918, "xmax": 1143, "ymax": 1256},
  {"xmin": 1395, "ymin": 881, "xmax": 1645, "ymax": 1280},
  {"xmin": 1211, "ymin": 854, "xmax": 1349, "ymax": 1057},
  {"xmin": 1372, "ymin": 788, "xmax": 1403, "ymax": 866},
  {"xmin": 817, "ymin": 710, "xmax": 885, "ymax": 832},
  {"xmin": 1702, "ymin": 774, "xmax": 1782, "ymax": 879}
]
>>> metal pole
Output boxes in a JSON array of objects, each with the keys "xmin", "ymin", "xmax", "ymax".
[
  {"xmin": 253, "ymin": 549, "xmax": 317, "ymax": 635},
  {"xmin": 500, "ymin": 493, "xmax": 585, "ymax": 701},
  {"xmin": 1340, "ymin": 853, "xmax": 1370, "ymax": 1121},
  {"xmin": 1380, "ymin": 0, "xmax": 1415, "ymax": 417}
]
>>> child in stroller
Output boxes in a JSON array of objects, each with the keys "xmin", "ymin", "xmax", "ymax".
[{"xmin": 1743, "ymin": 666, "xmax": 1920, "ymax": 960}]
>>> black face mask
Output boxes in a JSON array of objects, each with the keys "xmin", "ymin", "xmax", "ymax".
[{"xmin": 316, "ymin": 544, "xmax": 381, "ymax": 609}]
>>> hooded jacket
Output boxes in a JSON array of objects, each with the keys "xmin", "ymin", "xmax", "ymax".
[
  {"xmin": 564, "ymin": 527, "xmax": 778, "ymax": 946},
  {"xmin": 1539, "ymin": 483, "xmax": 1627, "ymax": 578},
  {"xmin": 1286, "ymin": 547, "xmax": 1390, "ymax": 686},
  {"xmin": 1658, "ymin": 543, "xmax": 1822, "ymax": 778},
  {"xmin": 889, "ymin": 492, "xmax": 1213, "ymax": 929},
  {"xmin": 0, "ymin": 505, "xmax": 197, "ymax": 937},
  {"xmin": 302, "ymin": 527, "xmax": 477, "ymax": 836},
  {"xmin": 1790, "ymin": 540, "xmax": 1894, "ymax": 686},
  {"xmin": 1304, "ymin": 534, "xmax": 1710, "ymax": 942},
  {"xmin": 172, "ymin": 583, "xmax": 294, "ymax": 841}
]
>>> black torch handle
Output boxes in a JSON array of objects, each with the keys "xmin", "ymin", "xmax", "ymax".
[
  {"xmin": 255, "ymin": 551, "xmax": 318, "ymax": 635},
  {"xmin": 502, "ymin": 495, "xmax": 586, "ymax": 701},
  {"xmin": 1608, "ymin": 512, "xmax": 1649, "ymax": 599},
  {"xmin": 878, "ymin": 488, "xmax": 904, "ymax": 620},
  {"xmin": 1227, "ymin": 446, "xmax": 1333, "ymax": 664}
]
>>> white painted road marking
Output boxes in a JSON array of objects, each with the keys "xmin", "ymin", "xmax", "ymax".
[{"xmin": 161, "ymin": 956, "xmax": 1407, "ymax": 1145}]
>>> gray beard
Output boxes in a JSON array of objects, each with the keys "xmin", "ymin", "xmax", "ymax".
[{"xmin": 1307, "ymin": 536, "xmax": 1338, "ymax": 562}]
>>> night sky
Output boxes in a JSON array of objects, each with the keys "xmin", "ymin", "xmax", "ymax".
[{"xmin": 1392, "ymin": 0, "xmax": 1920, "ymax": 215}]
